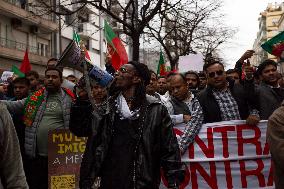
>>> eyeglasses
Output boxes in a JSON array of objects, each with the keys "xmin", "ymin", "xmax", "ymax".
[{"xmin": 208, "ymin": 70, "xmax": 224, "ymax": 78}]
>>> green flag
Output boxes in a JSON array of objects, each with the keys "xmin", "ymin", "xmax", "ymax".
[
  {"xmin": 261, "ymin": 30, "xmax": 284, "ymax": 57},
  {"xmin": 73, "ymin": 31, "xmax": 81, "ymax": 44},
  {"xmin": 157, "ymin": 51, "xmax": 166, "ymax": 76},
  {"xmin": 11, "ymin": 65, "xmax": 25, "ymax": 78},
  {"xmin": 73, "ymin": 31, "xmax": 91, "ymax": 61}
]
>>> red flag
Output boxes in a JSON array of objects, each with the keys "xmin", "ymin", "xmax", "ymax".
[{"xmin": 20, "ymin": 49, "xmax": 31, "ymax": 73}]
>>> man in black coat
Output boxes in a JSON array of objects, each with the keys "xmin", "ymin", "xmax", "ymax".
[
  {"xmin": 179, "ymin": 61, "xmax": 260, "ymax": 153},
  {"xmin": 70, "ymin": 61, "xmax": 183, "ymax": 189}
]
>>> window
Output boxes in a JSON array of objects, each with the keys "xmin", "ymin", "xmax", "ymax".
[
  {"xmin": 78, "ymin": 9, "xmax": 89, "ymax": 23},
  {"xmin": 61, "ymin": 6, "xmax": 73, "ymax": 25},
  {"xmin": 271, "ymin": 18, "xmax": 279, "ymax": 26},
  {"xmin": 38, "ymin": 42, "xmax": 49, "ymax": 57}
]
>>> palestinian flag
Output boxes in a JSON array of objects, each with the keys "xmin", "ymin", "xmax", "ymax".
[
  {"xmin": 104, "ymin": 21, "xmax": 128, "ymax": 70},
  {"xmin": 157, "ymin": 51, "xmax": 166, "ymax": 76},
  {"xmin": 261, "ymin": 30, "xmax": 284, "ymax": 57},
  {"xmin": 73, "ymin": 31, "xmax": 91, "ymax": 61}
]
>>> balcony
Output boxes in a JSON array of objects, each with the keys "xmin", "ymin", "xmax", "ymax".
[
  {"xmin": 0, "ymin": 0, "xmax": 58, "ymax": 31},
  {"xmin": 0, "ymin": 37, "xmax": 50, "ymax": 66}
]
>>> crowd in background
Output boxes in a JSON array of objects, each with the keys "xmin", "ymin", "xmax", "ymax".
[{"xmin": 1, "ymin": 49, "xmax": 284, "ymax": 188}]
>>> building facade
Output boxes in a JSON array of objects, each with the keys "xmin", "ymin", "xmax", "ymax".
[
  {"xmin": 0, "ymin": 0, "xmax": 57, "ymax": 75},
  {"xmin": 251, "ymin": 3, "xmax": 284, "ymax": 66},
  {"xmin": 139, "ymin": 48, "xmax": 160, "ymax": 72},
  {"xmin": 0, "ymin": 0, "xmax": 107, "ymax": 77},
  {"xmin": 60, "ymin": 2, "xmax": 105, "ymax": 77}
]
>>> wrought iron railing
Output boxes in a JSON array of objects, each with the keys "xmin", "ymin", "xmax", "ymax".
[{"xmin": 0, "ymin": 37, "xmax": 50, "ymax": 57}]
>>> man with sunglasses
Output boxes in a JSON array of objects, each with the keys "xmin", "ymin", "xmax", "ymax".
[
  {"xmin": 70, "ymin": 61, "xmax": 184, "ymax": 189},
  {"xmin": 179, "ymin": 61, "xmax": 259, "ymax": 153}
]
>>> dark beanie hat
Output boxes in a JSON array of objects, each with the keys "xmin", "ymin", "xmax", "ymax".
[
  {"xmin": 128, "ymin": 61, "xmax": 151, "ymax": 86},
  {"xmin": 257, "ymin": 59, "xmax": 277, "ymax": 75}
]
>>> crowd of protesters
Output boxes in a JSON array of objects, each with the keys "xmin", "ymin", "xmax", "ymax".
[{"xmin": 1, "ymin": 49, "xmax": 284, "ymax": 189}]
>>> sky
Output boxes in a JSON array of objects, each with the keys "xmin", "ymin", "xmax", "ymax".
[{"xmin": 221, "ymin": 0, "xmax": 284, "ymax": 68}]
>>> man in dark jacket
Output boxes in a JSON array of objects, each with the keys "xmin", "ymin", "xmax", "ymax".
[
  {"xmin": 179, "ymin": 61, "xmax": 259, "ymax": 153},
  {"xmin": 167, "ymin": 73, "xmax": 195, "ymax": 125},
  {"xmin": 11, "ymin": 77, "xmax": 30, "ymax": 156},
  {"xmin": 253, "ymin": 59, "xmax": 284, "ymax": 119},
  {"xmin": 70, "ymin": 61, "xmax": 183, "ymax": 189}
]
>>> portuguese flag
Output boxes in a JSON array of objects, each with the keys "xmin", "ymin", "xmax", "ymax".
[
  {"xmin": 261, "ymin": 30, "xmax": 284, "ymax": 57},
  {"xmin": 157, "ymin": 51, "xmax": 166, "ymax": 76},
  {"xmin": 104, "ymin": 21, "xmax": 128, "ymax": 70}
]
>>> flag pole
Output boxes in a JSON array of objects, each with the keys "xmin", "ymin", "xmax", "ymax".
[
  {"xmin": 80, "ymin": 47, "xmax": 98, "ymax": 112},
  {"xmin": 99, "ymin": 10, "xmax": 105, "ymax": 68}
]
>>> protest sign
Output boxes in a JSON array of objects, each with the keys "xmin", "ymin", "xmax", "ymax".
[
  {"xmin": 48, "ymin": 129, "xmax": 87, "ymax": 189},
  {"xmin": 161, "ymin": 120, "xmax": 274, "ymax": 189},
  {"xmin": 178, "ymin": 53, "xmax": 204, "ymax": 72}
]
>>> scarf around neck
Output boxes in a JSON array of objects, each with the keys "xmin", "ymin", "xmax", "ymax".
[
  {"xmin": 23, "ymin": 87, "xmax": 75, "ymax": 127},
  {"xmin": 115, "ymin": 93, "xmax": 140, "ymax": 120}
]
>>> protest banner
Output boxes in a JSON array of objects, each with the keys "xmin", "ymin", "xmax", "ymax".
[
  {"xmin": 48, "ymin": 129, "xmax": 87, "ymax": 189},
  {"xmin": 161, "ymin": 120, "xmax": 274, "ymax": 189},
  {"xmin": 47, "ymin": 121, "xmax": 274, "ymax": 189}
]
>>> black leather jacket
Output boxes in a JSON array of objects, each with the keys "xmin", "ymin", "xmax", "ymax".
[{"xmin": 69, "ymin": 95, "xmax": 183, "ymax": 189}]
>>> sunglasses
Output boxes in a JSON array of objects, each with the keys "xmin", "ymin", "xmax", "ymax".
[
  {"xmin": 208, "ymin": 70, "xmax": 224, "ymax": 78},
  {"xmin": 117, "ymin": 67, "xmax": 131, "ymax": 74},
  {"xmin": 116, "ymin": 67, "xmax": 137, "ymax": 76}
]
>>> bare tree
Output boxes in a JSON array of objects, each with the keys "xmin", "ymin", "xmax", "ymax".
[
  {"xmin": 31, "ymin": 0, "xmax": 234, "ymax": 67},
  {"xmin": 146, "ymin": 0, "xmax": 235, "ymax": 69},
  {"xmin": 35, "ymin": 0, "xmax": 167, "ymax": 61}
]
